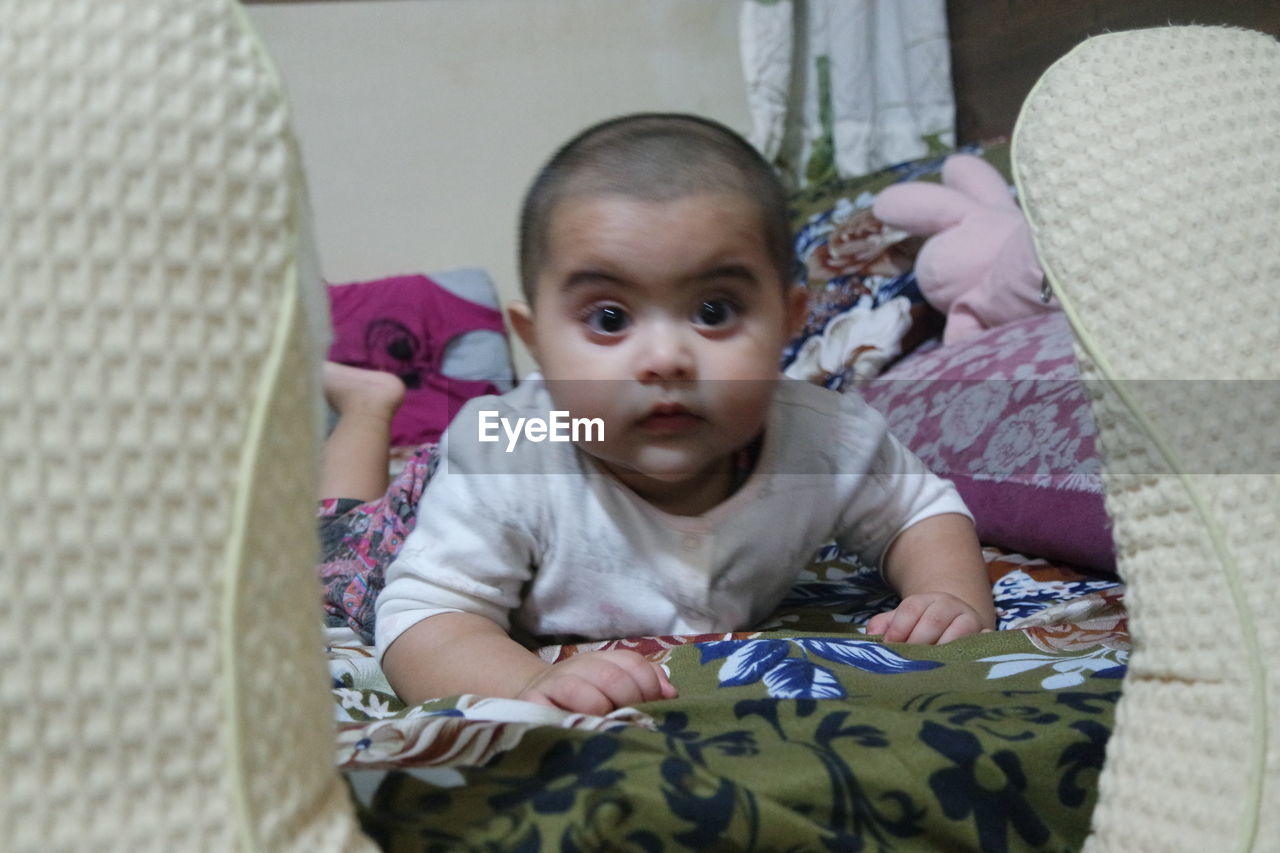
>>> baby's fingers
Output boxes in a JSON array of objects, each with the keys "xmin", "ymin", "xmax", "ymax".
[
  {"xmin": 598, "ymin": 651, "xmax": 676, "ymax": 704},
  {"xmin": 865, "ymin": 611, "xmax": 892, "ymax": 637},
  {"xmin": 525, "ymin": 676, "xmax": 615, "ymax": 717},
  {"xmin": 935, "ymin": 612, "xmax": 986, "ymax": 644},
  {"xmin": 874, "ymin": 598, "xmax": 932, "ymax": 643},
  {"xmin": 652, "ymin": 662, "xmax": 678, "ymax": 700},
  {"xmin": 904, "ymin": 600, "xmax": 973, "ymax": 644}
]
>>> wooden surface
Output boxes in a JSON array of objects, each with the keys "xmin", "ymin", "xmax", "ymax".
[{"xmin": 948, "ymin": 0, "xmax": 1280, "ymax": 142}]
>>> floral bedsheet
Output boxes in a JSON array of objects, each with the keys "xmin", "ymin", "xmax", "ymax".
[{"xmin": 328, "ymin": 549, "xmax": 1125, "ymax": 852}]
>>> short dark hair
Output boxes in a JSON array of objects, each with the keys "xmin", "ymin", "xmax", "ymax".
[{"xmin": 518, "ymin": 112, "xmax": 795, "ymax": 302}]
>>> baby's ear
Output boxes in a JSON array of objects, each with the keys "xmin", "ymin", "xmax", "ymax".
[{"xmin": 506, "ymin": 299, "xmax": 538, "ymax": 359}]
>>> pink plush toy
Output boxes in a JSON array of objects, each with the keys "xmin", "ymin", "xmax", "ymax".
[{"xmin": 872, "ymin": 153, "xmax": 1054, "ymax": 345}]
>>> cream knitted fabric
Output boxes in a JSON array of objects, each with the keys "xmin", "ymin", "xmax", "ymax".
[
  {"xmin": 0, "ymin": 1, "xmax": 373, "ymax": 850},
  {"xmin": 1013, "ymin": 26, "xmax": 1280, "ymax": 853}
]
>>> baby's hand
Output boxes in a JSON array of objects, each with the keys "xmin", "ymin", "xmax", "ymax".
[
  {"xmin": 866, "ymin": 592, "xmax": 992, "ymax": 644},
  {"xmin": 517, "ymin": 649, "xmax": 678, "ymax": 716}
]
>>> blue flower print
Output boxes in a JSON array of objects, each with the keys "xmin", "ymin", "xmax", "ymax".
[
  {"xmin": 763, "ymin": 658, "xmax": 845, "ymax": 699},
  {"xmin": 700, "ymin": 637, "xmax": 942, "ymax": 699}
]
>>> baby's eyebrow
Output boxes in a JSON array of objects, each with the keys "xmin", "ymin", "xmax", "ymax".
[
  {"xmin": 560, "ymin": 269, "xmax": 626, "ymax": 292},
  {"xmin": 695, "ymin": 263, "xmax": 762, "ymax": 287},
  {"xmin": 558, "ymin": 263, "xmax": 762, "ymax": 292}
]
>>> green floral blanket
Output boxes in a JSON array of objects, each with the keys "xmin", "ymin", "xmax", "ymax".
[{"xmin": 330, "ymin": 551, "xmax": 1125, "ymax": 852}]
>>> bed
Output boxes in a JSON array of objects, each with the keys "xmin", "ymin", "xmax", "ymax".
[
  {"xmin": 320, "ymin": 141, "xmax": 1129, "ymax": 850},
  {"xmin": 312, "ymin": 4, "xmax": 1280, "ymax": 847}
]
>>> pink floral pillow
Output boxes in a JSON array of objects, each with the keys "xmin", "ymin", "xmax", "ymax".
[{"xmin": 858, "ymin": 312, "xmax": 1116, "ymax": 572}]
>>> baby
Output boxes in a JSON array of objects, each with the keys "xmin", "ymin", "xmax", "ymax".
[{"xmin": 375, "ymin": 113, "xmax": 995, "ymax": 715}]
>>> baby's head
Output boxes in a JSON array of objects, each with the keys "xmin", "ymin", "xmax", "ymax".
[
  {"xmin": 517, "ymin": 112, "xmax": 795, "ymax": 305},
  {"xmin": 507, "ymin": 113, "xmax": 808, "ymax": 513}
]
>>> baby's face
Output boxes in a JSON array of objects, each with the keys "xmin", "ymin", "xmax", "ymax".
[{"xmin": 513, "ymin": 191, "xmax": 806, "ymax": 502}]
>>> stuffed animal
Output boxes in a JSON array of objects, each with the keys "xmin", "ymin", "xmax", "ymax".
[{"xmin": 872, "ymin": 153, "xmax": 1054, "ymax": 345}]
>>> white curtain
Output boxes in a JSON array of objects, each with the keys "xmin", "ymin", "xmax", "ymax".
[{"xmin": 740, "ymin": 0, "xmax": 954, "ymax": 187}]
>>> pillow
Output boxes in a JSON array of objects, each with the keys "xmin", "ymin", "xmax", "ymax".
[
  {"xmin": 858, "ymin": 312, "xmax": 1116, "ymax": 572},
  {"xmin": 781, "ymin": 142, "xmax": 1012, "ymax": 388},
  {"xmin": 327, "ymin": 269, "xmax": 514, "ymax": 448}
]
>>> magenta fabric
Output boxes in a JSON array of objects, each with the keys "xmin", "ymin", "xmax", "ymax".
[
  {"xmin": 328, "ymin": 274, "xmax": 506, "ymax": 446},
  {"xmin": 858, "ymin": 312, "xmax": 1115, "ymax": 571}
]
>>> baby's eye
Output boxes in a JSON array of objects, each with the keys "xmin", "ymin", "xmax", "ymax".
[
  {"xmin": 585, "ymin": 305, "xmax": 630, "ymax": 335},
  {"xmin": 693, "ymin": 298, "xmax": 738, "ymax": 328}
]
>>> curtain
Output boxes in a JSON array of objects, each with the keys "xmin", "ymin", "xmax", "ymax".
[{"xmin": 740, "ymin": 0, "xmax": 954, "ymax": 187}]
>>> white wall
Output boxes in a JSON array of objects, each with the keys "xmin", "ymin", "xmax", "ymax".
[{"xmin": 246, "ymin": 0, "xmax": 751, "ymax": 376}]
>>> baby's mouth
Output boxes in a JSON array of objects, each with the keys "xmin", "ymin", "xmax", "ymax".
[{"xmin": 639, "ymin": 402, "xmax": 700, "ymax": 433}]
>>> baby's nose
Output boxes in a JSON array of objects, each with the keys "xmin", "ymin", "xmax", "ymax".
[{"xmin": 635, "ymin": 321, "xmax": 695, "ymax": 383}]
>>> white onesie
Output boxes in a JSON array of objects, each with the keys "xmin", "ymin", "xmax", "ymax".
[{"xmin": 375, "ymin": 377, "xmax": 970, "ymax": 658}]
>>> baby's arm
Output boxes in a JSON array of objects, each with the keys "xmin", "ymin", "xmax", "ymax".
[
  {"xmin": 381, "ymin": 611, "xmax": 677, "ymax": 715},
  {"xmin": 866, "ymin": 513, "xmax": 996, "ymax": 644},
  {"xmin": 376, "ymin": 396, "xmax": 679, "ymax": 714}
]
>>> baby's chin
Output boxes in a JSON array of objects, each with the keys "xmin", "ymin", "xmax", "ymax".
[{"xmin": 583, "ymin": 444, "xmax": 726, "ymax": 485}]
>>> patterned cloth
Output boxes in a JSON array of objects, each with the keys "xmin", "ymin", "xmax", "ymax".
[
  {"xmin": 318, "ymin": 444, "xmax": 438, "ymax": 644},
  {"xmin": 331, "ymin": 551, "xmax": 1126, "ymax": 851},
  {"xmin": 741, "ymin": 0, "xmax": 954, "ymax": 184},
  {"xmin": 860, "ymin": 312, "xmax": 1114, "ymax": 571}
]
